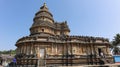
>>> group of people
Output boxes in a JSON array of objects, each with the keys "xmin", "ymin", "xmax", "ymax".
[
  {"xmin": 0, "ymin": 59, "xmax": 3, "ymax": 66},
  {"xmin": 0, "ymin": 58, "xmax": 16, "ymax": 67}
]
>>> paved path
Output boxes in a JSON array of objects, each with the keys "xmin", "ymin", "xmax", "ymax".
[
  {"xmin": 0, "ymin": 64, "xmax": 120, "ymax": 67},
  {"xmin": 59, "ymin": 64, "xmax": 120, "ymax": 67},
  {"xmin": 0, "ymin": 65, "xmax": 3, "ymax": 67}
]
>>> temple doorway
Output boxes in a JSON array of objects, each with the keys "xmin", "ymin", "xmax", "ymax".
[
  {"xmin": 40, "ymin": 49, "xmax": 45, "ymax": 59},
  {"xmin": 39, "ymin": 49, "xmax": 45, "ymax": 66},
  {"xmin": 98, "ymin": 48, "xmax": 102, "ymax": 56}
]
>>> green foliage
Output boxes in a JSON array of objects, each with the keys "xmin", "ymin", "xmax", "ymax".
[
  {"xmin": 112, "ymin": 33, "xmax": 120, "ymax": 55},
  {"xmin": 0, "ymin": 50, "xmax": 16, "ymax": 54},
  {"xmin": 112, "ymin": 33, "xmax": 120, "ymax": 46},
  {"xmin": 113, "ymin": 47, "xmax": 120, "ymax": 55}
]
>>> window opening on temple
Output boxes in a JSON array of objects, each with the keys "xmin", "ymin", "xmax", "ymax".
[{"xmin": 42, "ymin": 29, "xmax": 44, "ymax": 32}]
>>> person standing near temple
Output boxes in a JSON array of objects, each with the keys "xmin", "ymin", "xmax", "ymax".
[{"xmin": 13, "ymin": 58, "xmax": 16, "ymax": 67}]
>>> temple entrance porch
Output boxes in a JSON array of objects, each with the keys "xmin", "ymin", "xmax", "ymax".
[{"xmin": 39, "ymin": 48, "xmax": 45, "ymax": 66}]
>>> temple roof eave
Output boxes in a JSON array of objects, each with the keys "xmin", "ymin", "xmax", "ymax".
[
  {"xmin": 16, "ymin": 35, "xmax": 110, "ymax": 46},
  {"xmin": 33, "ymin": 16, "xmax": 54, "ymax": 22},
  {"xmin": 16, "ymin": 40, "xmax": 110, "ymax": 46},
  {"xmin": 30, "ymin": 25, "xmax": 56, "ymax": 29},
  {"xmin": 35, "ymin": 10, "xmax": 53, "ymax": 17}
]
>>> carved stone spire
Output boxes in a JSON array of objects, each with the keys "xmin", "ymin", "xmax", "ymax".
[{"xmin": 30, "ymin": 3, "xmax": 55, "ymax": 36}]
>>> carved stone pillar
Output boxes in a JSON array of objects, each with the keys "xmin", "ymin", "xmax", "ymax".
[
  {"xmin": 21, "ymin": 46, "xmax": 23, "ymax": 53},
  {"xmin": 56, "ymin": 44, "xmax": 57, "ymax": 54},
  {"xmin": 95, "ymin": 46, "xmax": 98, "ymax": 55},
  {"xmin": 52, "ymin": 43, "xmax": 53, "ymax": 55},
  {"xmin": 23, "ymin": 45, "xmax": 25, "ymax": 54},
  {"xmin": 26, "ymin": 44, "xmax": 29, "ymax": 55},
  {"xmin": 106, "ymin": 45, "xmax": 111, "ymax": 54},
  {"xmin": 79, "ymin": 44, "xmax": 82, "ymax": 54},
  {"xmin": 102, "ymin": 47, "xmax": 106, "ymax": 54},
  {"xmin": 30, "ymin": 43, "xmax": 33, "ymax": 54},
  {"xmin": 28, "ymin": 44, "xmax": 31, "ymax": 55},
  {"xmin": 19, "ymin": 46, "xmax": 21, "ymax": 53},
  {"xmin": 77, "ymin": 43, "xmax": 79, "ymax": 54},
  {"xmin": 33, "ymin": 43, "xmax": 36, "ymax": 56},
  {"xmin": 36, "ymin": 45, "xmax": 40, "ymax": 58},
  {"xmin": 91, "ymin": 44, "xmax": 94, "ymax": 54}
]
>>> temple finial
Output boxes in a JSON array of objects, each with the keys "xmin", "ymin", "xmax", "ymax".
[
  {"xmin": 44, "ymin": 2, "xmax": 46, "ymax": 6},
  {"xmin": 43, "ymin": 2, "xmax": 47, "ymax": 8},
  {"xmin": 40, "ymin": 2, "xmax": 48, "ymax": 9}
]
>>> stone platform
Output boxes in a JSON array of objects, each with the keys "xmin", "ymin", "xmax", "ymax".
[{"xmin": 58, "ymin": 64, "xmax": 120, "ymax": 67}]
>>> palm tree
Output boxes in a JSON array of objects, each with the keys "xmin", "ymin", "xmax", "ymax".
[{"xmin": 112, "ymin": 33, "xmax": 120, "ymax": 55}]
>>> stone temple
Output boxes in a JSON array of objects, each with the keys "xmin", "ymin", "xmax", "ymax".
[{"xmin": 15, "ymin": 3, "xmax": 114, "ymax": 66}]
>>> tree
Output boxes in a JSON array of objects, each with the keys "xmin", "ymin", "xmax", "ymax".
[
  {"xmin": 112, "ymin": 33, "xmax": 120, "ymax": 55},
  {"xmin": 0, "ymin": 50, "xmax": 16, "ymax": 55},
  {"xmin": 112, "ymin": 33, "xmax": 120, "ymax": 46}
]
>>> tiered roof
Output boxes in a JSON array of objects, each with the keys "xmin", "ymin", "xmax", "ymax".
[{"xmin": 30, "ymin": 3, "xmax": 70, "ymax": 36}]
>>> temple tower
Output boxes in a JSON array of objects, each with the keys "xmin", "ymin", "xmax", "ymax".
[
  {"xmin": 30, "ymin": 3, "xmax": 55, "ymax": 36},
  {"xmin": 30, "ymin": 3, "xmax": 70, "ymax": 36}
]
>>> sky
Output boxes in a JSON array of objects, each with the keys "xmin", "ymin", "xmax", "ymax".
[{"xmin": 0, "ymin": 0, "xmax": 120, "ymax": 51}]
